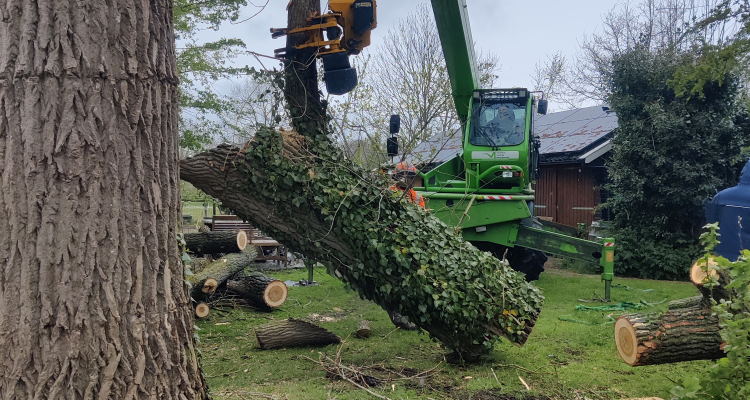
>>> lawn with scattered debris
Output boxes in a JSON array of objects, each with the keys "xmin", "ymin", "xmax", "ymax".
[{"xmin": 197, "ymin": 265, "xmax": 707, "ymax": 400}]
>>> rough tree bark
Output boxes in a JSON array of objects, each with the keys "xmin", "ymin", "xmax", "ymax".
[{"xmin": 0, "ymin": 1, "xmax": 207, "ymax": 398}]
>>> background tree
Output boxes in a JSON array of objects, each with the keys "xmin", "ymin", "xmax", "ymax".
[
  {"xmin": 0, "ymin": 0, "xmax": 207, "ymax": 397},
  {"xmin": 605, "ymin": 46, "xmax": 749, "ymax": 279},
  {"xmin": 174, "ymin": 0, "xmax": 255, "ymax": 151},
  {"xmin": 562, "ymin": 0, "xmax": 741, "ymax": 106},
  {"xmin": 530, "ymin": 52, "xmax": 568, "ymax": 111},
  {"xmin": 325, "ymin": 2, "xmax": 499, "ymax": 167}
]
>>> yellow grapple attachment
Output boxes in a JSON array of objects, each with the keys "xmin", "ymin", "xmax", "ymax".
[{"xmin": 271, "ymin": 0, "xmax": 377, "ymax": 95}]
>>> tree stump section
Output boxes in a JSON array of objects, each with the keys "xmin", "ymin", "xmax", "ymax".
[
  {"xmin": 195, "ymin": 303, "xmax": 211, "ymax": 319},
  {"xmin": 615, "ymin": 297, "xmax": 724, "ymax": 366},
  {"xmin": 354, "ymin": 320, "xmax": 371, "ymax": 338},
  {"xmin": 255, "ymin": 319, "xmax": 341, "ymax": 350},
  {"xmin": 184, "ymin": 231, "xmax": 248, "ymax": 256},
  {"xmin": 226, "ymin": 272, "xmax": 288, "ymax": 309}
]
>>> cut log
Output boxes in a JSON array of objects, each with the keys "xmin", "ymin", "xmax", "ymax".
[
  {"xmin": 226, "ymin": 272, "xmax": 288, "ymax": 309},
  {"xmin": 614, "ymin": 298, "xmax": 724, "ymax": 366},
  {"xmin": 184, "ymin": 231, "xmax": 248, "ymax": 256},
  {"xmin": 354, "ymin": 320, "xmax": 371, "ymax": 339},
  {"xmin": 195, "ymin": 302, "xmax": 210, "ymax": 319},
  {"xmin": 187, "ymin": 251, "xmax": 256, "ymax": 302},
  {"xmin": 255, "ymin": 319, "xmax": 341, "ymax": 350}
]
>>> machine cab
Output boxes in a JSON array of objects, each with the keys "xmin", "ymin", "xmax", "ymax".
[{"xmin": 463, "ymin": 88, "xmax": 535, "ymax": 193}]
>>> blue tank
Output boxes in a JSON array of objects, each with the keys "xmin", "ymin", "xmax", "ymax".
[{"xmin": 705, "ymin": 160, "xmax": 750, "ymax": 261}]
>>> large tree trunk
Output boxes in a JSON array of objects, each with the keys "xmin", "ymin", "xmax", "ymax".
[{"xmin": 0, "ymin": 1, "xmax": 207, "ymax": 398}]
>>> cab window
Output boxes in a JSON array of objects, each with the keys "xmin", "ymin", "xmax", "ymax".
[{"xmin": 470, "ymin": 102, "xmax": 525, "ymax": 147}]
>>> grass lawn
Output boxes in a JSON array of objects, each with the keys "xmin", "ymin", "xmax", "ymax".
[{"xmin": 197, "ymin": 267, "xmax": 707, "ymax": 400}]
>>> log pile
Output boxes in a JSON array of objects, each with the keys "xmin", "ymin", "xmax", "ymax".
[
  {"xmin": 615, "ymin": 257, "xmax": 728, "ymax": 366},
  {"xmin": 187, "ymin": 250, "xmax": 288, "ymax": 318}
]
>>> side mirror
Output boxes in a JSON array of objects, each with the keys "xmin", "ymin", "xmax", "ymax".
[
  {"xmin": 389, "ymin": 114, "xmax": 401, "ymax": 134},
  {"xmin": 537, "ymin": 99, "xmax": 548, "ymax": 115},
  {"xmin": 386, "ymin": 136, "xmax": 399, "ymax": 157}
]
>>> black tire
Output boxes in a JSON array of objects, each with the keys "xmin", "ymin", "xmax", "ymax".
[
  {"xmin": 507, "ymin": 246, "xmax": 547, "ymax": 281},
  {"xmin": 472, "ymin": 242, "xmax": 547, "ymax": 281}
]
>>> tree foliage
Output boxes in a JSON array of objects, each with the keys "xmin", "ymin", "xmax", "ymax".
[
  {"xmin": 605, "ymin": 47, "xmax": 749, "ymax": 279},
  {"xmin": 174, "ymin": 0, "xmax": 254, "ymax": 151},
  {"xmin": 670, "ymin": 0, "xmax": 750, "ymax": 98}
]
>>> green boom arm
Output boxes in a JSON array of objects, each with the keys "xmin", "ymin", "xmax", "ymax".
[{"xmin": 430, "ymin": 0, "xmax": 479, "ymax": 123}]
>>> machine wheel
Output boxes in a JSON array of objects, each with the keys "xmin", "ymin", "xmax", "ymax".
[
  {"xmin": 472, "ymin": 242, "xmax": 547, "ymax": 281},
  {"xmin": 506, "ymin": 246, "xmax": 547, "ymax": 281}
]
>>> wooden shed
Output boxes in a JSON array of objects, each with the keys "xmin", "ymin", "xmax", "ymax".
[{"xmin": 533, "ymin": 106, "xmax": 617, "ymax": 227}]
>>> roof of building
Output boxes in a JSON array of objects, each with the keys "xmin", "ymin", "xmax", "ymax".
[
  {"xmin": 536, "ymin": 105, "xmax": 618, "ymax": 156},
  {"xmin": 408, "ymin": 105, "xmax": 618, "ymax": 165}
]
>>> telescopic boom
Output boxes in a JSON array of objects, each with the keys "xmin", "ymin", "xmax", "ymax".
[{"xmin": 429, "ymin": 0, "xmax": 480, "ymax": 123}]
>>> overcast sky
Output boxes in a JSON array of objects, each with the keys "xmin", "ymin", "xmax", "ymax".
[{"xmin": 195, "ymin": 1, "xmax": 628, "ymax": 99}]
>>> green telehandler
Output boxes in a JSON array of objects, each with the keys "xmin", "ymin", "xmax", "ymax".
[
  {"xmin": 279, "ymin": 0, "xmax": 616, "ymax": 299},
  {"xmin": 404, "ymin": 1, "xmax": 616, "ymax": 298}
]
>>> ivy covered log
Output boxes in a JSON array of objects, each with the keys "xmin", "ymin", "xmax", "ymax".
[
  {"xmin": 184, "ymin": 231, "xmax": 248, "ymax": 256},
  {"xmin": 226, "ymin": 272, "xmax": 288, "ymax": 309},
  {"xmin": 180, "ymin": 130, "xmax": 544, "ymax": 358}
]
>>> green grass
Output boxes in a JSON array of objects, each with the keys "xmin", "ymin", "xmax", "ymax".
[
  {"xmin": 181, "ymin": 201, "xmax": 213, "ymax": 230},
  {"xmin": 197, "ymin": 268, "xmax": 707, "ymax": 400}
]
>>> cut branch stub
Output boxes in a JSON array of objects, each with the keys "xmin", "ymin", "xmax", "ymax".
[
  {"xmin": 690, "ymin": 256, "xmax": 731, "ymax": 302},
  {"xmin": 195, "ymin": 303, "xmax": 211, "ymax": 319}
]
